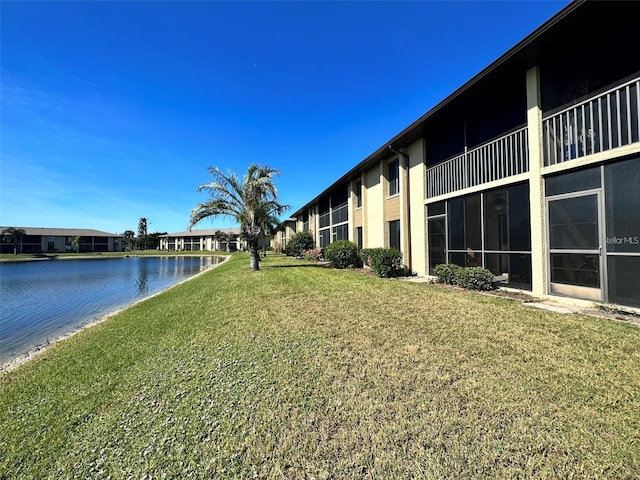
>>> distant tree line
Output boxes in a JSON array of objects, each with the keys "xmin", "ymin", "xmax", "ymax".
[{"xmin": 123, "ymin": 219, "xmax": 166, "ymax": 251}]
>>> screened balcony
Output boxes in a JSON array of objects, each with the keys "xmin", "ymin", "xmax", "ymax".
[
  {"xmin": 426, "ymin": 126, "xmax": 529, "ymax": 198},
  {"xmin": 543, "ymin": 75, "xmax": 640, "ymax": 166}
]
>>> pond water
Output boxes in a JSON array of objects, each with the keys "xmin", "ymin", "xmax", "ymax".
[{"xmin": 0, "ymin": 255, "xmax": 222, "ymax": 365}]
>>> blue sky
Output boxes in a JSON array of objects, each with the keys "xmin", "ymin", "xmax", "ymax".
[{"xmin": 1, "ymin": 1, "xmax": 569, "ymax": 234}]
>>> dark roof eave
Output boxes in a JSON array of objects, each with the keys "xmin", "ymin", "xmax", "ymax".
[{"xmin": 291, "ymin": 0, "xmax": 584, "ymax": 218}]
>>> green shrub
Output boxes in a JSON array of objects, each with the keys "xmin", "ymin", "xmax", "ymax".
[
  {"xmin": 323, "ymin": 240, "xmax": 362, "ymax": 269},
  {"xmin": 360, "ymin": 248, "xmax": 374, "ymax": 267},
  {"xmin": 284, "ymin": 242, "xmax": 294, "ymax": 256},
  {"xmin": 285, "ymin": 231, "xmax": 315, "ymax": 257},
  {"xmin": 361, "ymin": 247, "xmax": 403, "ymax": 278},
  {"xmin": 433, "ymin": 263, "xmax": 462, "ymax": 285},
  {"xmin": 458, "ymin": 266, "xmax": 497, "ymax": 290},
  {"xmin": 434, "ymin": 263, "xmax": 497, "ymax": 291}
]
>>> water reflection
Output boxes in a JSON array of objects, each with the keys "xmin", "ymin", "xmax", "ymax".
[
  {"xmin": 0, "ymin": 255, "xmax": 222, "ymax": 365},
  {"xmin": 137, "ymin": 261, "xmax": 149, "ymax": 295}
]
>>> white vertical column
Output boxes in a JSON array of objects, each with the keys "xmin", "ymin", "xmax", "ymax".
[
  {"xmin": 399, "ymin": 151, "xmax": 411, "ymax": 269},
  {"xmin": 526, "ymin": 66, "xmax": 548, "ymax": 296}
]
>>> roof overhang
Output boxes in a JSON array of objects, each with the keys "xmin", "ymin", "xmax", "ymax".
[{"xmin": 291, "ymin": 0, "xmax": 588, "ymax": 217}]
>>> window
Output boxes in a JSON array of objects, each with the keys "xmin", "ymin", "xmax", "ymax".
[
  {"xmin": 388, "ymin": 159, "xmax": 399, "ymax": 196},
  {"xmin": 319, "ymin": 228, "xmax": 330, "ymax": 248},
  {"xmin": 485, "ymin": 253, "xmax": 532, "ymax": 288},
  {"xmin": 607, "ymin": 256, "xmax": 640, "ymax": 307},
  {"xmin": 356, "ymin": 227, "xmax": 363, "ymax": 248},
  {"xmin": 427, "ymin": 201, "xmax": 445, "ymax": 216},
  {"xmin": 355, "ymin": 180, "xmax": 363, "ymax": 208},
  {"xmin": 389, "ymin": 220, "xmax": 401, "ymax": 250},
  {"xmin": 331, "ymin": 188, "xmax": 349, "ymax": 224},
  {"xmin": 428, "ymin": 200, "xmax": 449, "ymax": 273},
  {"xmin": 448, "ymin": 194, "xmax": 481, "ymax": 254},
  {"xmin": 604, "ymin": 158, "xmax": 640, "ymax": 254},
  {"xmin": 428, "ymin": 217, "xmax": 446, "ymax": 275},
  {"xmin": 549, "ymin": 195, "xmax": 599, "ymax": 250},
  {"xmin": 484, "ymin": 184, "xmax": 531, "ymax": 251},
  {"xmin": 604, "ymin": 157, "xmax": 640, "ymax": 306},
  {"xmin": 546, "ymin": 166, "xmax": 600, "ymax": 196},
  {"xmin": 333, "ymin": 224, "xmax": 348, "ymax": 241},
  {"xmin": 318, "ymin": 198, "xmax": 330, "ymax": 228}
]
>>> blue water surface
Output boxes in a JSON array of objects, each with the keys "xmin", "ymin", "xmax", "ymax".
[{"xmin": 0, "ymin": 255, "xmax": 222, "ymax": 365}]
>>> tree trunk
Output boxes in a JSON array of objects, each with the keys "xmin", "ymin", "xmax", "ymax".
[{"xmin": 249, "ymin": 240, "xmax": 260, "ymax": 271}]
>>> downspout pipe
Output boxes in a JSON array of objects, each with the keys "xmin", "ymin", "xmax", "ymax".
[
  {"xmin": 388, "ymin": 145, "xmax": 409, "ymax": 158},
  {"xmin": 388, "ymin": 145, "xmax": 412, "ymax": 273}
]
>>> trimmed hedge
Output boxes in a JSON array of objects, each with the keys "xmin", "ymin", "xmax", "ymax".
[
  {"xmin": 433, "ymin": 263, "xmax": 497, "ymax": 291},
  {"xmin": 360, "ymin": 248, "xmax": 404, "ymax": 278},
  {"xmin": 433, "ymin": 264, "xmax": 461, "ymax": 285},
  {"xmin": 285, "ymin": 231, "xmax": 315, "ymax": 257},
  {"xmin": 323, "ymin": 240, "xmax": 362, "ymax": 269}
]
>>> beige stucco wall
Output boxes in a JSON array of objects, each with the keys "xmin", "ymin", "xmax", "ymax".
[
  {"xmin": 48, "ymin": 237, "xmax": 66, "ymax": 252},
  {"xmin": 407, "ymin": 139, "xmax": 427, "ymax": 276},
  {"xmin": 351, "ymin": 178, "xmax": 363, "ymax": 230},
  {"xmin": 352, "ymin": 208, "xmax": 363, "ymax": 228},
  {"xmin": 364, "ymin": 163, "xmax": 384, "ymax": 247},
  {"xmin": 385, "ymin": 196, "xmax": 400, "ymax": 221}
]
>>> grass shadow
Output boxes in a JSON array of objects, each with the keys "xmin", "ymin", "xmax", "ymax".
[{"xmin": 260, "ymin": 263, "xmax": 330, "ymax": 270}]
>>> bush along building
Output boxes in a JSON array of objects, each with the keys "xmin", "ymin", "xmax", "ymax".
[{"xmin": 286, "ymin": 1, "xmax": 640, "ymax": 310}]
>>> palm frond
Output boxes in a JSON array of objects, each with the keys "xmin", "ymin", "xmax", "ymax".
[{"xmin": 189, "ymin": 164, "xmax": 289, "ymax": 245}]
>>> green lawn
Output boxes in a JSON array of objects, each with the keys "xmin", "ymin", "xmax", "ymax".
[{"xmin": 1, "ymin": 253, "xmax": 638, "ymax": 479}]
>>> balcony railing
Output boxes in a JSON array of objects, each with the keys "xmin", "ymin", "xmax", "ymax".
[
  {"xmin": 543, "ymin": 76, "xmax": 640, "ymax": 166},
  {"xmin": 426, "ymin": 126, "xmax": 529, "ymax": 198}
]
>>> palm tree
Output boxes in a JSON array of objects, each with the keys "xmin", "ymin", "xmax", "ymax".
[
  {"xmin": 189, "ymin": 164, "xmax": 289, "ymax": 271},
  {"xmin": 71, "ymin": 235, "xmax": 82, "ymax": 254},
  {"xmin": 123, "ymin": 230, "xmax": 135, "ymax": 251},
  {"xmin": 2, "ymin": 227, "xmax": 26, "ymax": 255},
  {"xmin": 213, "ymin": 230, "xmax": 226, "ymax": 252}
]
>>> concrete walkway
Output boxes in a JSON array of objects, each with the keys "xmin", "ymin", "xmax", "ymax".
[
  {"xmin": 398, "ymin": 275, "xmax": 639, "ymax": 326},
  {"xmin": 523, "ymin": 302, "xmax": 576, "ymax": 314}
]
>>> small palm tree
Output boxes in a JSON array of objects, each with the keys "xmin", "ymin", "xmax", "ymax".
[
  {"xmin": 123, "ymin": 230, "xmax": 135, "ymax": 251},
  {"xmin": 189, "ymin": 164, "xmax": 289, "ymax": 271},
  {"xmin": 71, "ymin": 235, "xmax": 82, "ymax": 254},
  {"xmin": 213, "ymin": 230, "xmax": 227, "ymax": 252},
  {"xmin": 2, "ymin": 227, "xmax": 26, "ymax": 255}
]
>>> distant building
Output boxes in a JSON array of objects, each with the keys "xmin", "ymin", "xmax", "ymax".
[
  {"xmin": 160, "ymin": 229, "xmax": 257, "ymax": 252},
  {"xmin": 271, "ymin": 218, "xmax": 298, "ymax": 252},
  {"xmin": 0, "ymin": 227, "xmax": 124, "ymax": 254},
  {"xmin": 289, "ymin": 2, "xmax": 640, "ymax": 310}
]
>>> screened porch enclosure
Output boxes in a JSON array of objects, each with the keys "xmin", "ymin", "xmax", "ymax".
[{"xmin": 427, "ymin": 182, "xmax": 532, "ymax": 290}]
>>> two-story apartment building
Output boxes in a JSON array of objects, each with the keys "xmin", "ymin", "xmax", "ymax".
[
  {"xmin": 159, "ymin": 229, "xmax": 273, "ymax": 252},
  {"xmin": 0, "ymin": 227, "xmax": 123, "ymax": 254},
  {"xmin": 159, "ymin": 229, "xmax": 243, "ymax": 252},
  {"xmin": 289, "ymin": 1, "xmax": 640, "ymax": 309}
]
